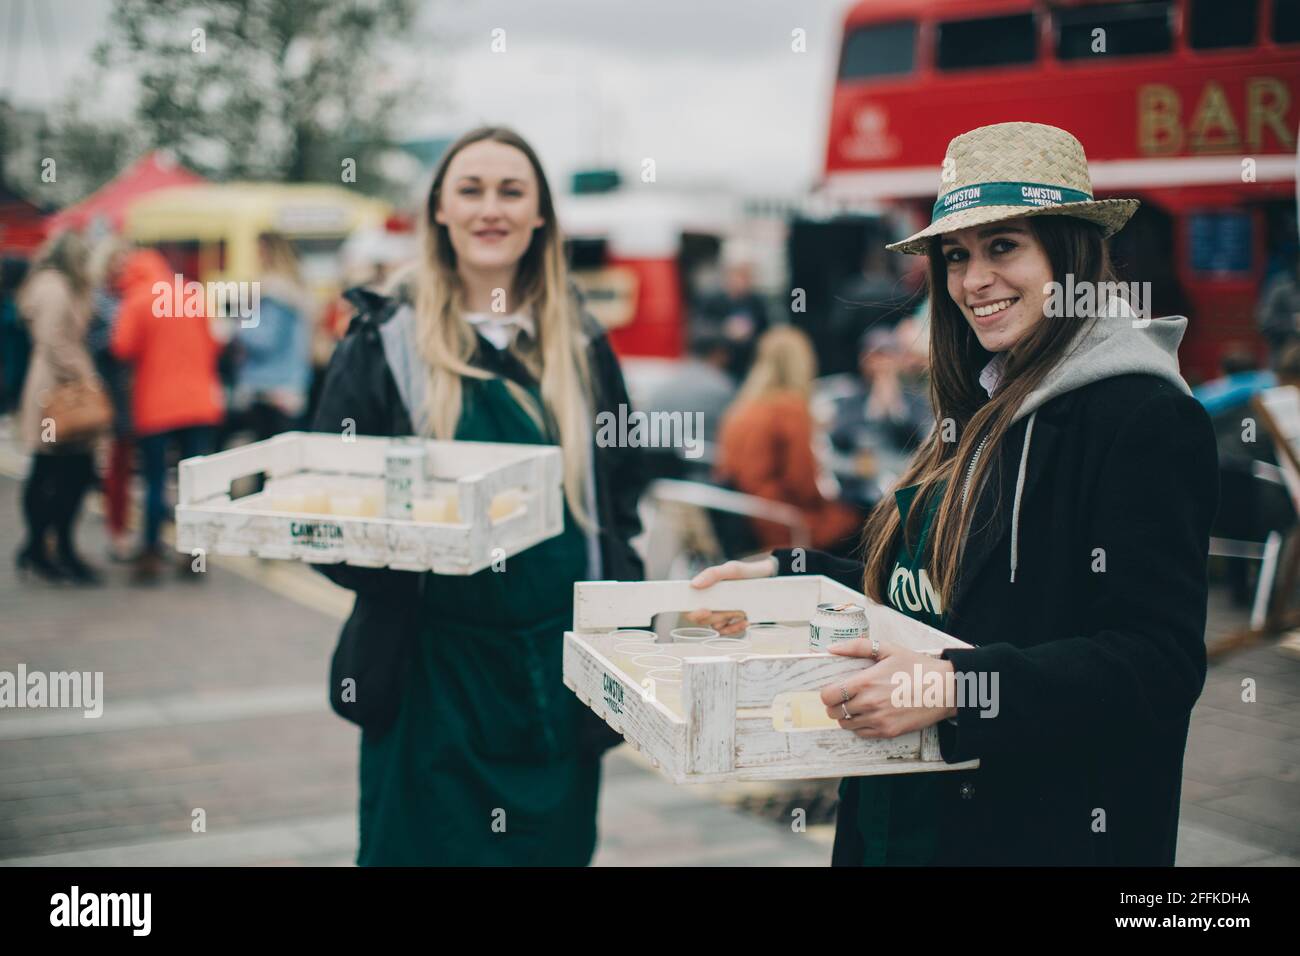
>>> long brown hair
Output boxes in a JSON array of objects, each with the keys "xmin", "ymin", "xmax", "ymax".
[
  {"xmin": 859, "ymin": 216, "xmax": 1116, "ymax": 606},
  {"xmin": 413, "ymin": 126, "xmax": 595, "ymax": 529}
]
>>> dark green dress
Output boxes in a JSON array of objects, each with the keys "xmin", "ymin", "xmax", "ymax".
[
  {"xmin": 357, "ymin": 375, "xmax": 600, "ymax": 866},
  {"xmin": 840, "ymin": 481, "xmax": 946, "ymax": 866}
]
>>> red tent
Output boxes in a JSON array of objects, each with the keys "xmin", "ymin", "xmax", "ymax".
[
  {"xmin": 0, "ymin": 184, "xmax": 49, "ymax": 256},
  {"xmin": 45, "ymin": 151, "xmax": 206, "ymax": 234}
]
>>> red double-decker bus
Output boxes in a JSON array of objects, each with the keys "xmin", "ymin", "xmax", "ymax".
[{"xmin": 821, "ymin": 0, "xmax": 1300, "ymax": 380}]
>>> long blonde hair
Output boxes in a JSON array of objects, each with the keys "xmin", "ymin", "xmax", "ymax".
[
  {"xmin": 413, "ymin": 126, "xmax": 595, "ymax": 530},
  {"xmin": 734, "ymin": 325, "xmax": 817, "ymax": 405},
  {"xmin": 27, "ymin": 230, "xmax": 90, "ymax": 294}
]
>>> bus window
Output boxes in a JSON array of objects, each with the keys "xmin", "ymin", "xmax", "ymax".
[
  {"xmin": 1056, "ymin": 1, "xmax": 1173, "ymax": 59},
  {"xmin": 839, "ymin": 21, "xmax": 916, "ymax": 80},
  {"xmin": 937, "ymin": 14, "xmax": 1037, "ymax": 70},
  {"xmin": 1188, "ymin": 0, "xmax": 1257, "ymax": 49},
  {"xmin": 1275, "ymin": 0, "xmax": 1300, "ymax": 44}
]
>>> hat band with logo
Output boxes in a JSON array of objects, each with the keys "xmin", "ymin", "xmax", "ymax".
[
  {"xmin": 886, "ymin": 122, "xmax": 1140, "ymax": 255},
  {"xmin": 932, "ymin": 180, "xmax": 1094, "ymax": 222}
]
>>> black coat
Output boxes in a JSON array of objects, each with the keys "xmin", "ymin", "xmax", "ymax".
[
  {"xmin": 309, "ymin": 287, "xmax": 646, "ymax": 750},
  {"xmin": 776, "ymin": 373, "xmax": 1219, "ymax": 865}
]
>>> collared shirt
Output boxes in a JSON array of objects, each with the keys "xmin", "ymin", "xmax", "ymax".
[
  {"xmin": 464, "ymin": 311, "xmax": 536, "ymax": 351},
  {"xmin": 979, "ymin": 353, "xmax": 1007, "ymax": 397}
]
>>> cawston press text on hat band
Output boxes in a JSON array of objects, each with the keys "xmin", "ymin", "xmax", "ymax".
[{"xmin": 933, "ymin": 181, "xmax": 1095, "ymax": 220}]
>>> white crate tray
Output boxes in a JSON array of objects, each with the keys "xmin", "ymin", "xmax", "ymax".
[
  {"xmin": 563, "ymin": 576, "xmax": 981, "ymax": 783},
  {"xmin": 176, "ymin": 431, "xmax": 563, "ymax": 575}
]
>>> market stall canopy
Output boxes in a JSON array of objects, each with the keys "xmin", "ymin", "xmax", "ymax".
[
  {"xmin": 46, "ymin": 151, "xmax": 206, "ymax": 234},
  {"xmin": 0, "ymin": 183, "xmax": 51, "ymax": 255}
]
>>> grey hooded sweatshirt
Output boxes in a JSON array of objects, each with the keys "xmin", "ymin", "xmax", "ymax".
[{"xmin": 974, "ymin": 299, "xmax": 1193, "ymax": 583}]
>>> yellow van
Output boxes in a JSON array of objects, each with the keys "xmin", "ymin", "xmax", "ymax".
[{"xmin": 124, "ymin": 182, "xmax": 390, "ymax": 299}]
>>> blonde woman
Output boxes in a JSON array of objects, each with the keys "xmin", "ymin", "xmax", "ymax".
[
  {"xmin": 714, "ymin": 325, "xmax": 861, "ymax": 552},
  {"xmin": 311, "ymin": 127, "xmax": 644, "ymax": 866},
  {"xmin": 691, "ymin": 123, "xmax": 1217, "ymax": 866}
]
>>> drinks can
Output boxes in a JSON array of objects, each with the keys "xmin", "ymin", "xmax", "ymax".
[
  {"xmin": 809, "ymin": 602, "xmax": 868, "ymax": 650},
  {"xmin": 385, "ymin": 441, "xmax": 427, "ymax": 519}
]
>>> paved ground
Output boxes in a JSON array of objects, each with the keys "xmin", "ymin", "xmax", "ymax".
[{"xmin": 0, "ymin": 428, "xmax": 1296, "ymax": 866}]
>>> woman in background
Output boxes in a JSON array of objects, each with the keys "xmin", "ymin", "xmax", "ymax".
[
  {"xmin": 227, "ymin": 233, "xmax": 314, "ymax": 442},
  {"xmin": 714, "ymin": 324, "xmax": 861, "ymax": 554},
  {"xmin": 86, "ymin": 235, "xmax": 136, "ymax": 562},
  {"xmin": 111, "ymin": 249, "xmax": 224, "ymax": 584},
  {"xmin": 15, "ymin": 231, "xmax": 101, "ymax": 584}
]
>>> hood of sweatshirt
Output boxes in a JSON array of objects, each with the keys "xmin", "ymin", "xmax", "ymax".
[
  {"xmin": 988, "ymin": 296, "xmax": 1192, "ymax": 584},
  {"xmin": 1011, "ymin": 297, "xmax": 1191, "ymax": 424}
]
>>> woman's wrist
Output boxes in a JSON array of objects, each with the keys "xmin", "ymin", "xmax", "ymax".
[{"xmin": 939, "ymin": 658, "xmax": 959, "ymax": 720}]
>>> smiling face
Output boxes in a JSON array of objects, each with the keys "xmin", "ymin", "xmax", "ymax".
[
  {"xmin": 940, "ymin": 218, "xmax": 1054, "ymax": 354},
  {"xmin": 433, "ymin": 139, "xmax": 546, "ymax": 284}
]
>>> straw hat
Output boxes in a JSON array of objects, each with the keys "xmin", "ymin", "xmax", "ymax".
[{"xmin": 887, "ymin": 122, "xmax": 1139, "ymax": 256}]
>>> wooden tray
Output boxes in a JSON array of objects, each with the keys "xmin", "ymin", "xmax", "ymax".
[
  {"xmin": 564, "ymin": 577, "xmax": 981, "ymax": 783},
  {"xmin": 176, "ymin": 431, "xmax": 563, "ymax": 574}
]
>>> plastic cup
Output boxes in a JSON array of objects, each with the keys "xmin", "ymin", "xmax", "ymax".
[
  {"xmin": 630, "ymin": 653, "xmax": 682, "ymax": 670},
  {"xmin": 746, "ymin": 623, "xmax": 795, "ymax": 653},
  {"xmin": 609, "ymin": 643, "xmax": 661, "ymax": 671},
  {"xmin": 670, "ymin": 627, "xmax": 719, "ymax": 642},
  {"xmin": 610, "ymin": 629, "xmax": 657, "ymax": 642},
  {"xmin": 640, "ymin": 673, "xmax": 683, "ymax": 713},
  {"xmin": 704, "ymin": 637, "xmax": 752, "ymax": 649}
]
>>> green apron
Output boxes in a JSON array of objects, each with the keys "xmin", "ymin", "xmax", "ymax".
[
  {"xmin": 357, "ymin": 376, "xmax": 600, "ymax": 866},
  {"xmin": 842, "ymin": 480, "xmax": 946, "ymax": 866}
]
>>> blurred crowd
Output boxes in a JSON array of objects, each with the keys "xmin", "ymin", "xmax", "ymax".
[
  {"xmin": 643, "ymin": 246, "xmax": 930, "ymax": 559},
  {"xmin": 2, "ymin": 230, "xmax": 317, "ymax": 586},
  {"xmin": 0, "ymin": 223, "xmax": 933, "ymax": 588},
  {"xmin": 5, "ymin": 221, "xmax": 1300, "ymax": 594}
]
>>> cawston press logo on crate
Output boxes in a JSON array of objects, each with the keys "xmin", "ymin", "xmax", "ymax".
[
  {"xmin": 602, "ymin": 672, "xmax": 624, "ymax": 715},
  {"xmin": 809, "ymin": 603, "xmax": 868, "ymax": 650},
  {"xmin": 289, "ymin": 520, "xmax": 345, "ymax": 551}
]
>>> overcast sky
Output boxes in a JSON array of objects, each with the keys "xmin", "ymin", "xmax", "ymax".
[{"xmin": 2, "ymin": 0, "xmax": 852, "ymax": 193}]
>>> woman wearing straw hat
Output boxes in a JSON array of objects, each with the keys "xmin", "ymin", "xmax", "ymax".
[{"xmin": 691, "ymin": 122, "xmax": 1217, "ymax": 865}]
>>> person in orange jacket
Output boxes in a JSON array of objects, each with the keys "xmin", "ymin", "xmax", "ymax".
[
  {"xmin": 110, "ymin": 249, "xmax": 224, "ymax": 583},
  {"xmin": 714, "ymin": 325, "xmax": 862, "ymax": 553}
]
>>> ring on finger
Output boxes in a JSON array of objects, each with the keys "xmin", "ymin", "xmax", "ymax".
[
  {"xmin": 840, "ymin": 702, "xmax": 853, "ymax": 720},
  {"xmin": 839, "ymin": 684, "xmax": 850, "ymax": 704}
]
